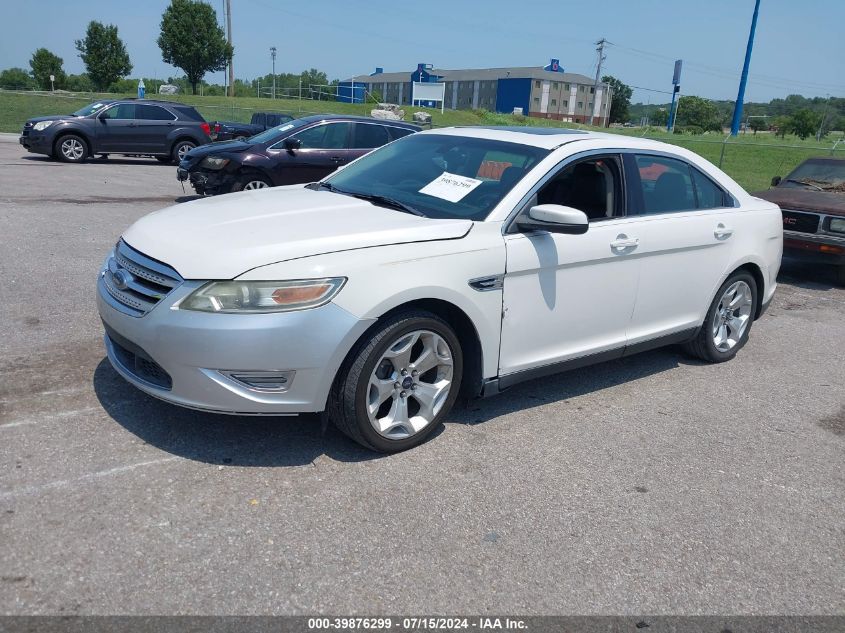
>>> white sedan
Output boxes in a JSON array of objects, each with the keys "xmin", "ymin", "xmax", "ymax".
[{"xmin": 97, "ymin": 127, "xmax": 783, "ymax": 452}]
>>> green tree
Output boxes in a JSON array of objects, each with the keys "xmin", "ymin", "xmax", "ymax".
[
  {"xmin": 0, "ymin": 67, "xmax": 35, "ymax": 90},
  {"xmin": 787, "ymin": 109, "xmax": 821, "ymax": 140},
  {"xmin": 772, "ymin": 115, "xmax": 790, "ymax": 139},
  {"xmin": 748, "ymin": 117, "xmax": 768, "ymax": 135},
  {"xmin": 29, "ymin": 48, "xmax": 66, "ymax": 90},
  {"xmin": 75, "ymin": 21, "xmax": 133, "ymax": 91},
  {"xmin": 601, "ymin": 75, "xmax": 632, "ymax": 123},
  {"xmin": 64, "ymin": 73, "xmax": 94, "ymax": 92},
  {"xmin": 157, "ymin": 0, "xmax": 233, "ymax": 95},
  {"xmin": 676, "ymin": 95, "xmax": 723, "ymax": 131}
]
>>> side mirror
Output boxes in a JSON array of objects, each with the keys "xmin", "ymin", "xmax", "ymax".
[
  {"xmin": 771, "ymin": 176, "xmax": 782, "ymax": 187},
  {"xmin": 517, "ymin": 204, "xmax": 589, "ymax": 235},
  {"xmin": 283, "ymin": 137, "xmax": 302, "ymax": 152}
]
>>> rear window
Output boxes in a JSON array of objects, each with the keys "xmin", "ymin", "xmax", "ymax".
[
  {"xmin": 388, "ymin": 126, "xmax": 415, "ymax": 141},
  {"xmin": 136, "ymin": 104, "xmax": 176, "ymax": 121},
  {"xmin": 174, "ymin": 106, "xmax": 205, "ymax": 122}
]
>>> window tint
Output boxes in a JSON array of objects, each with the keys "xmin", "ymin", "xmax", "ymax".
[
  {"xmin": 174, "ymin": 106, "xmax": 205, "ymax": 122},
  {"xmin": 635, "ymin": 155, "xmax": 695, "ymax": 213},
  {"xmin": 101, "ymin": 104, "xmax": 135, "ymax": 119},
  {"xmin": 388, "ymin": 126, "xmax": 415, "ymax": 141},
  {"xmin": 136, "ymin": 104, "xmax": 175, "ymax": 120},
  {"xmin": 352, "ymin": 123, "xmax": 389, "ymax": 149},
  {"xmin": 690, "ymin": 167, "xmax": 728, "ymax": 209},
  {"xmin": 292, "ymin": 122, "xmax": 351, "ymax": 149},
  {"xmin": 536, "ymin": 156, "xmax": 623, "ymax": 221}
]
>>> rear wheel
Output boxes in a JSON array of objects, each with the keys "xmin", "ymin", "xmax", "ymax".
[
  {"xmin": 683, "ymin": 271, "xmax": 757, "ymax": 363},
  {"xmin": 329, "ymin": 311, "xmax": 463, "ymax": 452},
  {"xmin": 835, "ymin": 265, "xmax": 845, "ymax": 287},
  {"xmin": 171, "ymin": 140, "xmax": 196, "ymax": 164},
  {"xmin": 55, "ymin": 135, "xmax": 88, "ymax": 163}
]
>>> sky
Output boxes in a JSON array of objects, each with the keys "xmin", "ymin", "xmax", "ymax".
[{"xmin": 1, "ymin": 0, "xmax": 843, "ymax": 104}]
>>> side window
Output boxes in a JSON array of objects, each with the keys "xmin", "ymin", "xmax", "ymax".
[
  {"xmin": 101, "ymin": 104, "xmax": 135, "ymax": 120},
  {"xmin": 136, "ymin": 104, "xmax": 175, "ymax": 121},
  {"xmin": 634, "ymin": 155, "xmax": 695, "ymax": 214},
  {"xmin": 292, "ymin": 122, "xmax": 351, "ymax": 149},
  {"xmin": 534, "ymin": 156, "xmax": 623, "ymax": 221},
  {"xmin": 690, "ymin": 166, "xmax": 729, "ymax": 209},
  {"xmin": 388, "ymin": 126, "xmax": 415, "ymax": 141},
  {"xmin": 352, "ymin": 123, "xmax": 390, "ymax": 149}
]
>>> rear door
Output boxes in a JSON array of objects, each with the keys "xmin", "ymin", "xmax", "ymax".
[
  {"xmin": 622, "ymin": 153, "xmax": 738, "ymax": 345},
  {"xmin": 134, "ymin": 104, "xmax": 176, "ymax": 154},
  {"xmin": 350, "ymin": 121, "xmax": 392, "ymax": 161},
  {"xmin": 267, "ymin": 121, "xmax": 352, "ymax": 184}
]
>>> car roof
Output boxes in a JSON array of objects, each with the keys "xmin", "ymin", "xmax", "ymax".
[
  {"xmin": 296, "ymin": 114, "xmax": 420, "ymax": 129},
  {"xmin": 417, "ymin": 125, "xmax": 692, "ymax": 152}
]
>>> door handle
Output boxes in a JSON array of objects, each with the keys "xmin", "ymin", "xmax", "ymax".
[
  {"xmin": 610, "ymin": 235, "xmax": 639, "ymax": 250},
  {"xmin": 127, "ymin": 123, "xmax": 138, "ymax": 128},
  {"xmin": 714, "ymin": 223, "xmax": 734, "ymax": 239},
  {"xmin": 329, "ymin": 156, "xmax": 343, "ymax": 162}
]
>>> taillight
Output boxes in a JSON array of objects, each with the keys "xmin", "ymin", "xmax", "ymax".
[{"xmin": 200, "ymin": 122, "xmax": 211, "ymax": 136}]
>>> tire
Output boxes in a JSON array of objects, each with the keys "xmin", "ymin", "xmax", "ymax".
[
  {"xmin": 235, "ymin": 135, "xmax": 248, "ymax": 141},
  {"xmin": 835, "ymin": 265, "xmax": 845, "ymax": 287},
  {"xmin": 171, "ymin": 140, "xmax": 196, "ymax": 164},
  {"xmin": 683, "ymin": 271, "xmax": 758, "ymax": 363},
  {"xmin": 55, "ymin": 134, "xmax": 88, "ymax": 163},
  {"xmin": 232, "ymin": 174, "xmax": 272, "ymax": 192},
  {"xmin": 328, "ymin": 310, "xmax": 463, "ymax": 453}
]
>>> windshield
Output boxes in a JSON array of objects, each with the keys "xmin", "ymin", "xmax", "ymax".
[
  {"xmin": 72, "ymin": 102, "xmax": 110, "ymax": 117},
  {"xmin": 782, "ymin": 159, "xmax": 845, "ymax": 192},
  {"xmin": 248, "ymin": 118, "xmax": 310, "ymax": 144},
  {"xmin": 323, "ymin": 134, "xmax": 549, "ymax": 220}
]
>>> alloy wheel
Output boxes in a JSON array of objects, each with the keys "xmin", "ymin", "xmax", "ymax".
[
  {"xmin": 712, "ymin": 280, "xmax": 753, "ymax": 352},
  {"xmin": 366, "ymin": 330, "xmax": 454, "ymax": 440},
  {"xmin": 177, "ymin": 143, "xmax": 194, "ymax": 160},
  {"xmin": 61, "ymin": 138, "xmax": 84, "ymax": 160},
  {"xmin": 243, "ymin": 180, "xmax": 269, "ymax": 190}
]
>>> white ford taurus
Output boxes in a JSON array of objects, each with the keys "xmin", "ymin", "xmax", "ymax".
[{"xmin": 97, "ymin": 127, "xmax": 783, "ymax": 452}]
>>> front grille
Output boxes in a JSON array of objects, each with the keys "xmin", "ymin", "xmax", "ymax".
[
  {"xmin": 782, "ymin": 210, "xmax": 820, "ymax": 234},
  {"xmin": 108, "ymin": 335, "xmax": 173, "ymax": 390},
  {"xmin": 22, "ymin": 122, "xmax": 32, "ymax": 137},
  {"xmin": 101, "ymin": 240, "xmax": 182, "ymax": 317}
]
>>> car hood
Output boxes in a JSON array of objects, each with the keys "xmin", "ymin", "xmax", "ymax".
[
  {"xmin": 26, "ymin": 115, "xmax": 73, "ymax": 124},
  {"xmin": 185, "ymin": 139, "xmax": 252, "ymax": 160},
  {"xmin": 753, "ymin": 187, "xmax": 845, "ymax": 216},
  {"xmin": 122, "ymin": 186, "xmax": 474, "ymax": 279}
]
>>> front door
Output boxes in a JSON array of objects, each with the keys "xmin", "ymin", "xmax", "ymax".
[
  {"xmin": 96, "ymin": 104, "xmax": 142, "ymax": 152},
  {"xmin": 269, "ymin": 121, "xmax": 353, "ymax": 185},
  {"xmin": 499, "ymin": 154, "xmax": 640, "ymax": 376}
]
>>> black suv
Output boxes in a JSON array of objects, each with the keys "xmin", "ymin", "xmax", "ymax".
[{"xmin": 20, "ymin": 99, "xmax": 212, "ymax": 164}]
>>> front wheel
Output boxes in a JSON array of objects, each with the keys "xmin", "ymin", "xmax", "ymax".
[
  {"xmin": 683, "ymin": 271, "xmax": 757, "ymax": 363},
  {"xmin": 232, "ymin": 174, "xmax": 272, "ymax": 192},
  {"xmin": 55, "ymin": 135, "xmax": 88, "ymax": 163},
  {"xmin": 329, "ymin": 311, "xmax": 463, "ymax": 452}
]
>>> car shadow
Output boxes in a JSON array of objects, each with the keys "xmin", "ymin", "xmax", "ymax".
[
  {"xmin": 777, "ymin": 259, "xmax": 842, "ymax": 291},
  {"xmin": 21, "ymin": 155, "xmax": 175, "ymax": 166},
  {"xmin": 92, "ymin": 359, "xmax": 380, "ymax": 467},
  {"xmin": 94, "ymin": 346, "xmax": 684, "ymax": 463}
]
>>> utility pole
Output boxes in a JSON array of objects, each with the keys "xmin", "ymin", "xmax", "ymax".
[
  {"xmin": 226, "ymin": 0, "xmax": 234, "ymax": 97},
  {"xmin": 816, "ymin": 94, "xmax": 831, "ymax": 141},
  {"xmin": 589, "ymin": 38, "xmax": 607, "ymax": 127},
  {"xmin": 270, "ymin": 46, "xmax": 277, "ymax": 99},
  {"xmin": 730, "ymin": 0, "xmax": 762, "ymax": 136}
]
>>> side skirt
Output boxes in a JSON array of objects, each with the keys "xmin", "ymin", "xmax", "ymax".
[{"xmin": 481, "ymin": 327, "xmax": 699, "ymax": 397}]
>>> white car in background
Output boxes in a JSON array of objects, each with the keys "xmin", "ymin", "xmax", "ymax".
[{"xmin": 97, "ymin": 127, "xmax": 783, "ymax": 452}]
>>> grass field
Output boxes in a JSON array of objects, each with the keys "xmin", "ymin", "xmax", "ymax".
[{"xmin": 3, "ymin": 89, "xmax": 842, "ymax": 192}]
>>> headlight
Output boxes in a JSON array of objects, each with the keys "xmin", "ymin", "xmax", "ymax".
[
  {"xmin": 33, "ymin": 120, "xmax": 54, "ymax": 131},
  {"xmin": 829, "ymin": 218, "xmax": 845, "ymax": 234},
  {"xmin": 200, "ymin": 156, "xmax": 230, "ymax": 170},
  {"xmin": 180, "ymin": 278, "xmax": 346, "ymax": 313}
]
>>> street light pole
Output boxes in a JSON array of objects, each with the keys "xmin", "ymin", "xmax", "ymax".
[
  {"xmin": 270, "ymin": 46, "xmax": 276, "ymax": 100},
  {"xmin": 730, "ymin": 0, "xmax": 762, "ymax": 136}
]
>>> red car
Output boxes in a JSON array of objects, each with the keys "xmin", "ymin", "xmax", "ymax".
[{"xmin": 754, "ymin": 157, "xmax": 845, "ymax": 285}]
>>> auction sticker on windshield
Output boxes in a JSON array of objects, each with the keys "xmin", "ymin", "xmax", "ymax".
[{"xmin": 419, "ymin": 172, "xmax": 483, "ymax": 203}]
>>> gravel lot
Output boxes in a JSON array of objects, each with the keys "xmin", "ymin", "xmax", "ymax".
[{"xmin": 0, "ymin": 134, "xmax": 843, "ymax": 616}]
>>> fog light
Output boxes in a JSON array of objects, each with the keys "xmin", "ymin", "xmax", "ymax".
[{"xmin": 219, "ymin": 370, "xmax": 295, "ymax": 392}]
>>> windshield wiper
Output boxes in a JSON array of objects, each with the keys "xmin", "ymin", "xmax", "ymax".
[
  {"xmin": 345, "ymin": 192, "xmax": 426, "ymax": 217},
  {"xmin": 306, "ymin": 181, "xmax": 343, "ymax": 193},
  {"xmin": 784, "ymin": 178, "xmax": 824, "ymax": 191}
]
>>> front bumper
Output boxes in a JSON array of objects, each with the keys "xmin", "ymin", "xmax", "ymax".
[
  {"xmin": 19, "ymin": 131, "xmax": 51, "ymax": 154},
  {"xmin": 177, "ymin": 166, "xmax": 233, "ymax": 195},
  {"xmin": 784, "ymin": 230, "xmax": 845, "ymax": 266},
  {"xmin": 97, "ymin": 275, "xmax": 374, "ymax": 414}
]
